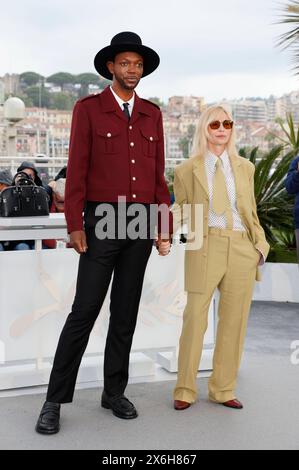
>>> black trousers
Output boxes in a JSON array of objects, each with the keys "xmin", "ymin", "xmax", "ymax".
[{"xmin": 46, "ymin": 202, "xmax": 153, "ymax": 403}]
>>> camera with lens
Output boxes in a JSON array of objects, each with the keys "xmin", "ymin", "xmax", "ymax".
[{"xmin": 13, "ymin": 171, "xmax": 35, "ymax": 187}]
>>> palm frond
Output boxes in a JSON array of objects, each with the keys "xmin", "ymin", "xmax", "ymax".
[
  {"xmin": 240, "ymin": 141, "xmax": 295, "ymax": 246},
  {"xmin": 277, "ymin": 1, "xmax": 299, "ymax": 73}
]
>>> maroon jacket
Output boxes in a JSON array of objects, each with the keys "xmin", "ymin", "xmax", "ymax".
[{"xmin": 65, "ymin": 86, "xmax": 172, "ymax": 235}]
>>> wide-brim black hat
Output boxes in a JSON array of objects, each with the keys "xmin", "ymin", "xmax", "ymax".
[{"xmin": 94, "ymin": 31, "xmax": 160, "ymax": 80}]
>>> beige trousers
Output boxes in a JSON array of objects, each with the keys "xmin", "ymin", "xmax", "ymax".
[{"xmin": 174, "ymin": 228, "xmax": 260, "ymax": 404}]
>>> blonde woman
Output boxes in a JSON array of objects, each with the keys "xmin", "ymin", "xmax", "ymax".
[{"xmin": 172, "ymin": 104, "xmax": 269, "ymax": 410}]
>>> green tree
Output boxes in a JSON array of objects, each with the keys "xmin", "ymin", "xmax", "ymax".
[
  {"xmin": 25, "ymin": 86, "xmax": 51, "ymax": 107},
  {"xmin": 20, "ymin": 71, "xmax": 43, "ymax": 87},
  {"xmin": 76, "ymin": 73, "xmax": 101, "ymax": 96},
  {"xmin": 14, "ymin": 93, "xmax": 33, "ymax": 107},
  {"xmin": 47, "ymin": 72, "xmax": 75, "ymax": 91},
  {"xmin": 50, "ymin": 92, "xmax": 76, "ymax": 110},
  {"xmin": 239, "ymin": 145, "xmax": 295, "ymax": 260},
  {"xmin": 273, "ymin": 113, "xmax": 299, "ymax": 153},
  {"xmin": 255, "ymin": 111, "xmax": 299, "ymax": 259},
  {"xmin": 101, "ymin": 78, "xmax": 111, "ymax": 88}
]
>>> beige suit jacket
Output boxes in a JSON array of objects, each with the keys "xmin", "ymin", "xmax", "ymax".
[{"xmin": 172, "ymin": 154, "xmax": 270, "ymax": 293}]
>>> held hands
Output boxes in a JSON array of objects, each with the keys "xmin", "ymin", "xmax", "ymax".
[
  {"xmin": 70, "ymin": 231, "xmax": 171, "ymax": 256},
  {"xmin": 155, "ymin": 235, "xmax": 171, "ymax": 256},
  {"xmin": 70, "ymin": 230, "xmax": 88, "ymax": 254}
]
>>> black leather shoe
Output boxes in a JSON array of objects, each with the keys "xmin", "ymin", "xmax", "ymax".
[
  {"xmin": 35, "ymin": 401, "xmax": 61, "ymax": 434},
  {"xmin": 101, "ymin": 391, "xmax": 138, "ymax": 419}
]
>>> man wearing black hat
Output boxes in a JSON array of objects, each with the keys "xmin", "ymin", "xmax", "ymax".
[{"xmin": 36, "ymin": 32, "xmax": 172, "ymax": 434}]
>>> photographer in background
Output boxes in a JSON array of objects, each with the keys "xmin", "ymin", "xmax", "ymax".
[
  {"xmin": 0, "ymin": 169, "xmax": 13, "ymax": 252},
  {"xmin": 15, "ymin": 161, "xmax": 52, "ymax": 205},
  {"xmin": 5, "ymin": 162, "xmax": 52, "ymax": 251}
]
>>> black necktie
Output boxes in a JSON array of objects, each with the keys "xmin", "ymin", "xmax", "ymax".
[{"xmin": 122, "ymin": 102, "xmax": 130, "ymax": 120}]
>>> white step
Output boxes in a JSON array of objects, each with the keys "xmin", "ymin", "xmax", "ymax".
[{"xmin": 156, "ymin": 349, "xmax": 213, "ymax": 373}]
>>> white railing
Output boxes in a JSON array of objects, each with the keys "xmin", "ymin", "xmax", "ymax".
[
  {"xmin": 0, "ymin": 156, "xmax": 68, "ymax": 182},
  {"xmin": 0, "ymin": 156, "xmax": 186, "ymax": 178}
]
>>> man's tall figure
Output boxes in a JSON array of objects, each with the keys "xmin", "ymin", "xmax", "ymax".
[{"xmin": 36, "ymin": 31, "xmax": 172, "ymax": 434}]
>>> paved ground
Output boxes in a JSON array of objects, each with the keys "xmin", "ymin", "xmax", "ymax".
[{"xmin": 0, "ymin": 301, "xmax": 298, "ymax": 450}]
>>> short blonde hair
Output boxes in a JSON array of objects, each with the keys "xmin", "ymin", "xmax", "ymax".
[{"xmin": 191, "ymin": 104, "xmax": 238, "ymax": 159}]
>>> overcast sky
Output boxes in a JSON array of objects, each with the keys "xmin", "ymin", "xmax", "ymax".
[{"xmin": 1, "ymin": 0, "xmax": 298, "ymax": 102}]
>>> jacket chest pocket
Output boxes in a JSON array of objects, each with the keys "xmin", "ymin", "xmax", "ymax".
[
  {"xmin": 96, "ymin": 128, "xmax": 121, "ymax": 154},
  {"xmin": 140, "ymin": 129, "xmax": 159, "ymax": 157}
]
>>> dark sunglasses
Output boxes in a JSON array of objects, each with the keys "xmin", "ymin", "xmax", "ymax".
[{"xmin": 209, "ymin": 120, "xmax": 234, "ymax": 130}]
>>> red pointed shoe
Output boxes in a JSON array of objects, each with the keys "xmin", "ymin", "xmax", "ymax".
[
  {"xmin": 174, "ymin": 400, "xmax": 191, "ymax": 410},
  {"xmin": 222, "ymin": 398, "xmax": 243, "ymax": 409}
]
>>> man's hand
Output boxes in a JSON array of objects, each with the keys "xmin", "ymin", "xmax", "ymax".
[
  {"xmin": 155, "ymin": 235, "xmax": 171, "ymax": 256},
  {"xmin": 70, "ymin": 230, "xmax": 88, "ymax": 254}
]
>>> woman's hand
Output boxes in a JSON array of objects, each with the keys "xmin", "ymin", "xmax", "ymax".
[
  {"xmin": 155, "ymin": 236, "xmax": 171, "ymax": 256},
  {"xmin": 257, "ymin": 251, "xmax": 264, "ymax": 266}
]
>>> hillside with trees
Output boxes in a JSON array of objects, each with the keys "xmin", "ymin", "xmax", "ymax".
[{"xmin": 13, "ymin": 71, "xmax": 110, "ymax": 110}]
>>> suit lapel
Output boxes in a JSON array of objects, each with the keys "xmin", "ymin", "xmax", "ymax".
[
  {"xmin": 230, "ymin": 154, "xmax": 255, "ymax": 238},
  {"xmin": 129, "ymin": 94, "xmax": 151, "ymax": 125},
  {"xmin": 229, "ymin": 154, "xmax": 243, "ymax": 210},
  {"xmin": 192, "ymin": 153, "xmax": 244, "ymax": 202},
  {"xmin": 100, "ymin": 88, "xmax": 152, "ymax": 125},
  {"xmin": 100, "ymin": 86, "xmax": 129, "ymax": 123},
  {"xmin": 192, "ymin": 156, "xmax": 209, "ymax": 198}
]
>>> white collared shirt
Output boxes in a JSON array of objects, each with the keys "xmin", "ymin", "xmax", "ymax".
[
  {"xmin": 110, "ymin": 86, "xmax": 135, "ymax": 116},
  {"xmin": 204, "ymin": 149, "xmax": 245, "ymax": 231}
]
